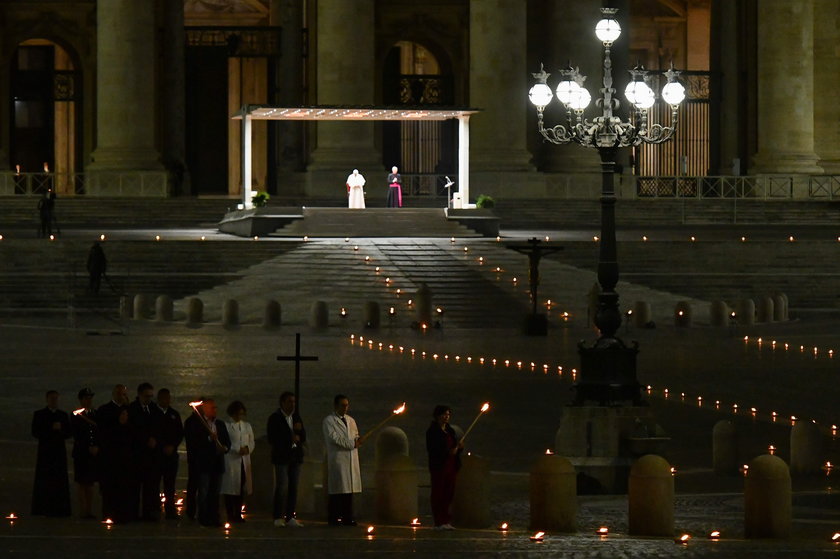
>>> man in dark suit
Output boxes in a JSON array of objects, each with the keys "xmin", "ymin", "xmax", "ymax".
[
  {"xmin": 267, "ymin": 392, "xmax": 306, "ymax": 527},
  {"xmin": 155, "ymin": 388, "xmax": 183, "ymax": 519},
  {"xmin": 96, "ymin": 384, "xmax": 128, "ymax": 519},
  {"xmin": 128, "ymin": 382, "xmax": 163, "ymax": 521},
  {"xmin": 31, "ymin": 390, "xmax": 72, "ymax": 516},
  {"xmin": 185, "ymin": 398, "xmax": 230, "ymax": 527}
]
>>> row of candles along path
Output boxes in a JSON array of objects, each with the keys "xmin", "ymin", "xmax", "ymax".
[
  {"xmin": 349, "ymin": 333, "xmax": 840, "ymax": 473},
  {"xmin": 743, "ymin": 335, "xmax": 837, "ymax": 361},
  {"xmin": 5, "ymin": 510, "xmax": 840, "ymax": 546},
  {"xmin": 10, "ymin": 232, "xmax": 840, "ymax": 243}
]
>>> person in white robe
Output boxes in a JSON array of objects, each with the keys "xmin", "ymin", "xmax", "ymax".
[
  {"xmin": 346, "ymin": 169, "xmax": 366, "ymax": 209},
  {"xmin": 322, "ymin": 394, "xmax": 362, "ymax": 525},
  {"xmin": 221, "ymin": 400, "xmax": 255, "ymax": 523}
]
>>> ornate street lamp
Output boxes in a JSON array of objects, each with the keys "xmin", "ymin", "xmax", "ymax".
[{"xmin": 528, "ymin": 7, "xmax": 685, "ymax": 405}]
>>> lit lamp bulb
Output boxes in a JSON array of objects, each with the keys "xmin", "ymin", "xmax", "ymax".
[
  {"xmin": 555, "ymin": 77, "xmax": 580, "ymax": 106},
  {"xmin": 528, "ymin": 82, "xmax": 553, "ymax": 109},
  {"xmin": 594, "ymin": 8, "xmax": 621, "ymax": 44},
  {"xmin": 662, "ymin": 78, "xmax": 686, "ymax": 106},
  {"xmin": 568, "ymin": 87, "xmax": 591, "ymax": 111}
]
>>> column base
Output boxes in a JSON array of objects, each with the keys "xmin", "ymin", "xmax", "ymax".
[
  {"xmin": 88, "ymin": 147, "xmax": 164, "ymax": 172},
  {"xmin": 817, "ymin": 158, "xmax": 840, "ymax": 175},
  {"xmin": 750, "ymin": 152, "xmax": 823, "ymax": 175}
]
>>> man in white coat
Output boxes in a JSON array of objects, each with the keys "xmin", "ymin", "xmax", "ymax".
[
  {"xmin": 346, "ymin": 169, "xmax": 366, "ymax": 209},
  {"xmin": 322, "ymin": 394, "xmax": 362, "ymax": 526}
]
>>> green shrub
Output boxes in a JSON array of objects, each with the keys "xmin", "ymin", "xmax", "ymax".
[{"xmin": 476, "ymin": 194, "xmax": 495, "ymax": 208}]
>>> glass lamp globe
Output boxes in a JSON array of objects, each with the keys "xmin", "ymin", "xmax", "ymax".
[
  {"xmin": 624, "ymin": 81, "xmax": 643, "ymax": 105},
  {"xmin": 634, "ymin": 85, "xmax": 656, "ymax": 109},
  {"xmin": 568, "ymin": 87, "xmax": 592, "ymax": 111},
  {"xmin": 555, "ymin": 79, "xmax": 580, "ymax": 106},
  {"xmin": 529, "ymin": 83, "xmax": 553, "ymax": 108},
  {"xmin": 662, "ymin": 81, "xmax": 686, "ymax": 106},
  {"xmin": 595, "ymin": 17, "xmax": 621, "ymax": 44}
]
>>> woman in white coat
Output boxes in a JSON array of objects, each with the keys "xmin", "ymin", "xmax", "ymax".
[
  {"xmin": 346, "ymin": 169, "xmax": 366, "ymax": 209},
  {"xmin": 322, "ymin": 394, "xmax": 362, "ymax": 526},
  {"xmin": 221, "ymin": 400, "xmax": 255, "ymax": 523}
]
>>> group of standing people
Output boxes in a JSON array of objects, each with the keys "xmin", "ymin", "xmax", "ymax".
[
  {"xmin": 32, "ymin": 388, "xmax": 465, "ymax": 530},
  {"xmin": 346, "ymin": 166, "xmax": 403, "ymax": 209}
]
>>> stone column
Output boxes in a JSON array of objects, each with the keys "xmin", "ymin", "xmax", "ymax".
[
  {"xmin": 271, "ymin": 0, "xmax": 306, "ymax": 180},
  {"xmin": 751, "ymin": 0, "xmax": 821, "ymax": 175},
  {"xmin": 89, "ymin": 0, "xmax": 162, "ymax": 172},
  {"xmin": 470, "ymin": 0, "xmax": 532, "ymax": 172},
  {"xmin": 540, "ymin": 1, "xmax": 601, "ymax": 180},
  {"xmin": 307, "ymin": 0, "xmax": 380, "ymax": 196},
  {"xmin": 710, "ymin": 0, "xmax": 744, "ymax": 175},
  {"xmin": 161, "ymin": 0, "xmax": 188, "ymax": 194},
  {"xmin": 813, "ymin": 0, "xmax": 840, "ymax": 173}
]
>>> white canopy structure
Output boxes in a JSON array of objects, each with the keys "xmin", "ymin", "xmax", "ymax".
[{"xmin": 232, "ymin": 105, "xmax": 480, "ymax": 208}]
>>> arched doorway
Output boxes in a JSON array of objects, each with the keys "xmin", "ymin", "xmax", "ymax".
[
  {"xmin": 10, "ymin": 39, "xmax": 81, "ymax": 194},
  {"xmin": 382, "ymin": 41, "xmax": 455, "ymax": 198}
]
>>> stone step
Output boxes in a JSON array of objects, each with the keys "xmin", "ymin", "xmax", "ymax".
[{"xmin": 271, "ymin": 208, "xmax": 481, "ymax": 238}]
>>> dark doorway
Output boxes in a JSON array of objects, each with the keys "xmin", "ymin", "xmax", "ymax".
[
  {"xmin": 185, "ymin": 46, "xmax": 229, "ymax": 194},
  {"xmin": 11, "ymin": 45, "xmax": 54, "ymax": 173}
]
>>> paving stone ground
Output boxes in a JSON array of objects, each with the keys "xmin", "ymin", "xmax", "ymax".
[{"xmin": 2, "ymin": 225, "xmax": 840, "ymax": 557}]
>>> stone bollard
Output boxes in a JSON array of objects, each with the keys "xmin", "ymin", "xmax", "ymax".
[
  {"xmin": 737, "ymin": 298, "xmax": 755, "ymax": 326},
  {"xmin": 133, "ymin": 294, "xmax": 150, "ymax": 320},
  {"xmin": 713, "ymin": 420, "xmax": 739, "ymax": 475},
  {"xmin": 374, "ymin": 427, "xmax": 417, "ymax": 523},
  {"xmin": 628, "ymin": 454, "xmax": 673, "ymax": 537},
  {"xmin": 632, "ymin": 301, "xmax": 651, "ymax": 328},
  {"xmin": 744, "ymin": 454, "xmax": 791, "ymax": 538},
  {"xmin": 186, "ymin": 297, "xmax": 203, "ymax": 326},
  {"xmin": 790, "ymin": 422, "xmax": 823, "ymax": 476},
  {"xmin": 309, "ymin": 301, "xmax": 328, "ymax": 329},
  {"xmin": 155, "ymin": 295, "xmax": 173, "ymax": 322},
  {"xmin": 757, "ymin": 296, "xmax": 775, "ymax": 323},
  {"xmin": 119, "ymin": 295, "xmax": 133, "ymax": 320},
  {"xmin": 674, "ymin": 301, "xmax": 692, "ymax": 328},
  {"xmin": 415, "ymin": 283, "xmax": 432, "ymax": 326},
  {"xmin": 773, "ymin": 292, "xmax": 788, "ymax": 321},
  {"xmin": 710, "ymin": 300, "xmax": 729, "ymax": 327},
  {"xmin": 222, "ymin": 299, "xmax": 239, "ymax": 327},
  {"xmin": 364, "ymin": 301, "xmax": 381, "ymax": 329},
  {"xmin": 375, "ymin": 426, "xmax": 409, "ymax": 469},
  {"xmin": 263, "ymin": 300, "xmax": 281, "ymax": 329},
  {"xmin": 452, "ymin": 454, "xmax": 491, "ymax": 528},
  {"xmin": 529, "ymin": 454, "xmax": 576, "ymax": 532}
]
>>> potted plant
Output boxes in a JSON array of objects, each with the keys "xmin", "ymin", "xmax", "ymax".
[
  {"xmin": 251, "ymin": 191, "xmax": 270, "ymax": 208},
  {"xmin": 476, "ymin": 194, "xmax": 495, "ymax": 208}
]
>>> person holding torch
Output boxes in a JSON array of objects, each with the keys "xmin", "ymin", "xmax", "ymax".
[
  {"xmin": 322, "ymin": 394, "xmax": 361, "ymax": 526},
  {"xmin": 425, "ymin": 405, "xmax": 463, "ymax": 530}
]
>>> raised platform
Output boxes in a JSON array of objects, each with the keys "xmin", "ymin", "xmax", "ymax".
[{"xmin": 218, "ymin": 207, "xmax": 499, "ymax": 238}]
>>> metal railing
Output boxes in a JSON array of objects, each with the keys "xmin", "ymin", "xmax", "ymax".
[
  {"xmin": 399, "ymin": 174, "xmax": 453, "ymax": 198},
  {"xmin": 636, "ymin": 176, "xmax": 785, "ymax": 198},
  {"xmin": 0, "ymin": 171, "xmax": 169, "ymax": 197}
]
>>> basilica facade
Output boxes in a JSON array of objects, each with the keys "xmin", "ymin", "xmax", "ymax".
[{"xmin": 0, "ymin": 1, "xmax": 836, "ymax": 201}]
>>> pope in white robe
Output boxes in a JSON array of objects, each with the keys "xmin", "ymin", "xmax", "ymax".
[{"xmin": 347, "ymin": 169, "xmax": 366, "ymax": 209}]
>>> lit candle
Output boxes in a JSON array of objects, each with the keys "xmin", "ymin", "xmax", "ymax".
[
  {"xmin": 709, "ymin": 530, "xmax": 721, "ymax": 540},
  {"xmin": 410, "ymin": 518, "xmax": 421, "ymax": 528},
  {"xmin": 497, "ymin": 522, "xmax": 509, "ymax": 532},
  {"xmin": 460, "ymin": 402, "xmax": 490, "ymax": 442},
  {"xmin": 675, "ymin": 534, "xmax": 691, "ymax": 544},
  {"xmin": 596, "ymin": 526, "xmax": 609, "ymax": 536},
  {"xmin": 359, "ymin": 403, "xmax": 407, "ymax": 443},
  {"xmin": 530, "ymin": 531, "xmax": 545, "ymax": 542}
]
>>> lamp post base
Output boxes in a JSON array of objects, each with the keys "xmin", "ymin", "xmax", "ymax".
[{"xmin": 574, "ymin": 338, "xmax": 643, "ymax": 406}]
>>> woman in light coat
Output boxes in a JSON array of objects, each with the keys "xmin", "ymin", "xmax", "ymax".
[{"xmin": 221, "ymin": 400, "xmax": 255, "ymax": 523}]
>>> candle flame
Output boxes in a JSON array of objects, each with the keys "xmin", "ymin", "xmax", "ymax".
[
  {"xmin": 102, "ymin": 518, "xmax": 114, "ymax": 525},
  {"xmin": 597, "ymin": 526, "xmax": 609, "ymax": 535},
  {"xmin": 189, "ymin": 401, "xmax": 203, "ymax": 408},
  {"xmin": 480, "ymin": 403, "xmax": 490, "ymax": 412},
  {"xmin": 832, "ymin": 532, "xmax": 840, "ymax": 542},
  {"xmin": 709, "ymin": 530, "xmax": 721, "ymax": 539},
  {"xmin": 545, "ymin": 448, "xmax": 553, "ymax": 455},
  {"xmin": 410, "ymin": 518, "xmax": 421, "ymax": 526},
  {"xmin": 530, "ymin": 531, "xmax": 545, "ymax": 541},
  {"xmin": 678, "ymin": 534, "xmax": 691, "ymax": 543},
  {"xmin": 367, "ymin": 525, "xmax": 375, "ymax": 534},
  {"xmin": 393, "ymin": 403, "xmax": 406, "ymax": 415},
  {"xmin": 6, "ymin": 513, "xmax": 17, "ymax": 520},
  {"xmin": 224, "ymin": 522, "xmax": 231, "ymax": 530},
  {"xmin": 498, "ymin": 522, "xmax": 509, "ymax": 530},
  {"xmin": 73, "ymin": 408, "xmax": 86, "ymax": 416}
]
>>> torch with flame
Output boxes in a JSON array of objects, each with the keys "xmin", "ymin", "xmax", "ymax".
[
  {"xmin": 73, "ymin": 408, "xmax": 97, "ymax": 427},
  {"xmin": 359, "ymin": 403, "xmax": 406, "ymax": 444},
  {"xmin": 460, "ymin": 402, "xmax": 490, "ymax": 443},
  {"xmin": 188, "ymin": 401, "xmax": 226, "ymax": 452}
]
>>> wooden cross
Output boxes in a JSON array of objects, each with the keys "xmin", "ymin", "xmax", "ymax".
[{"xmin": 276, "ymin": 333, "xmax": 319, "ymax": 412}]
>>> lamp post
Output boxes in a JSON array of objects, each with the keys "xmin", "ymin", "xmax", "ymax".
[{"xmin": 528, "ymin": 7, "xmax": 685, "ymax": 405}]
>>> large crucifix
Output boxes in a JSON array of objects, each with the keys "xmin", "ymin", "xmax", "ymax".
[{"xmin": 276, "ymin": 333, "xmax": 319, "ymax": 412}]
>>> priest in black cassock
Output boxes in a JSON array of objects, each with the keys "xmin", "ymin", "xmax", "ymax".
[
  {"xmin": 31, "ymin": 390, "xmax": 72, "ymax": 516},
  {"xmin": 386, "ymin": 166, "xmax": 403, "ymax": 208}
]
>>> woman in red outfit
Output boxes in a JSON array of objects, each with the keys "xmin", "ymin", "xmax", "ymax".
[{"xmin": 425, "ymin": 405, "xmax": 463, "ymax": 530}]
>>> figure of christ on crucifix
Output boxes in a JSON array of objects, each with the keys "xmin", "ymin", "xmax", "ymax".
[{"xmin": 276, "ymin": 333, "xmax": 319, "ymax": 413}]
